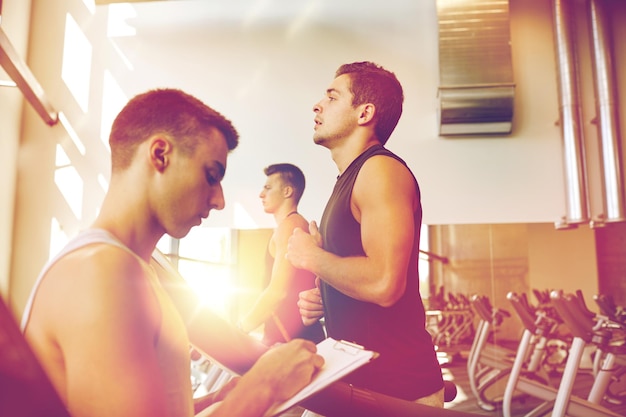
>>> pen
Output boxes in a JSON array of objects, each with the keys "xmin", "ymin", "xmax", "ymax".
[{"xmin": 272, "ymin": 313, "xmax": 292, "ymax": 342}]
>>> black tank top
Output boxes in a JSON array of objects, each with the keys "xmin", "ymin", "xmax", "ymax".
[{"xmin": 319, "ymin": 144, "xmax": 443, "ymax": 400}]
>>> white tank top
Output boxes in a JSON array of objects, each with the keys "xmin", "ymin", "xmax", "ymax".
[{"xmin": 21, "ymin": 229, "xmax": 194, "ymax": 417}]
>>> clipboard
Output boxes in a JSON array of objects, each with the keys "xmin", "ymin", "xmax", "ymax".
[{"xmin": 264, "ymin": 337, "xmax": 378, "ymax": 417}]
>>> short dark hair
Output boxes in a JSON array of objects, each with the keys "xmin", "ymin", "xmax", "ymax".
[
  {"xmin": 109, "ymin": 88, "xmax": 239, "ymax": 171},
  {"xmin": 335, "ymin": 61, "xmax": 403, "ymax": 145},
  {"xmin": 264, "ymin": 163, "xmax": 306, "ymax": 204}
]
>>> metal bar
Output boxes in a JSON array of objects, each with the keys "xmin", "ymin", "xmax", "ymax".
[
  {"xmin": 418, "ymin": 249, "xmax": 449, "ymax": 264},
  {"xmin": 552, "ymin": 0, "xmax": 589, "ymax": 226},
  {"xmin": 0, "ymin": 26, "xmax": 58, "ymax": 126},
  {"xmin": 589, "ymin": 0, "xmax": 625, "ymax": 223}
]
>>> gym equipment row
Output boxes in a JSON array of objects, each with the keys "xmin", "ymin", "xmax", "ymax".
[
  {"xmin": 428, "ymin": 290, "xmax": 476, "ymax": 352},
  {"xmin": 464, "ymin": 289, "xmax": 625, "ymax": 417}
]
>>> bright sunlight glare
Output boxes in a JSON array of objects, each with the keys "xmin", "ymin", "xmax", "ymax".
[
  {"xmin": 174, "ymin": 228, "xmax": 236, "ymax": 319},
  {"xmin": 58, "ymin": 112, "xmax": 86, "ymax": 156},
  {"xmin": 55, "ymin": 145, "xmax": 84, "ymax": 220},
  {"xmin": 49, "ymin": 217, "xmax": 70, "ymax": 260},
  {"xmin": 178, "ymin": 261, "xmax": 234, "ymax": 318},
  {"xmin": 100, "ymin": 70, "xmax": 127, "ymax": 148},
  {"xmin": 107, "ymin": 3, "xmax": 138, "ymax": 37},
  {"xmin": 62, "ymin": 13, "xmax": 92, "ymax": 113}
]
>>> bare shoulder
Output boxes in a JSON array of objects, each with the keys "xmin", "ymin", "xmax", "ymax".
[
  {"xmin": 361, "ymin": 154, "xmax": 413, "ymax": 182},
  {"xmin": 44, "ymin": 243, "xmax": 150, "ymax": 297},
  {"xmin": 355, "ymin": 154, "xmax": 417, "ymax": 198},
  {"xmin": 275, "ymin": 213, "xmax": 309, "ymax": 242},
  {"xmin": 28, "ymin": 243, "xmax": 159, "ymax": 340}
]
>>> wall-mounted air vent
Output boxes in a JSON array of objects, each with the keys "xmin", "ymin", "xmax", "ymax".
[{"xmin": 436, "ymin": 0, "xmax": 515, "ymax": 136}]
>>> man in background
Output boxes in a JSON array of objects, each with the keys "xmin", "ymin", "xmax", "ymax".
[{"xmin": 238, "ymin": 163, "xmax": 324, "ymax": 345}]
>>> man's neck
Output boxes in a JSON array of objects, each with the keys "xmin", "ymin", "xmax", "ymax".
[
  {"xmin": 330, "ymin": 136, "xmax": 380, "ymax": 175},
  {"xmin": 93, "ymin": 192, "xmax": 160, "ymax": 262},
  {"xmin": 273, "ymin": 205, "xmax": 299, "ymax": 225}
]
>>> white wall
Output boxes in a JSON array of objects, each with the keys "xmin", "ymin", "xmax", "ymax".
[
  {"xmin": 87, "ymin": 0, "xmax": 626, "ymax": 227},
  {"xmin": 8, "ymin": 0, "xmax": 626, "ymax": 313},
  {"xmin": 91, "ymin": 0, "xmax": 567, "ymax": 227}
]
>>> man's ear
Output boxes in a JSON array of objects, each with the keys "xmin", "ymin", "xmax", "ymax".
[
  {"xmin": 283, "ymin": 185, "xmax": 294, "ymax": 199},
  {"xmin": 150, "ymin": 136, "xmax": 172, "ymax": 172},
  {"xmin": 358, "ymin": 103, "xmax": 376, "ymax": 125}
]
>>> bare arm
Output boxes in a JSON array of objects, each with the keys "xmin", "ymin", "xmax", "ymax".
[
  {"xmin": 287, "ymin": 156, "xmax": 417, "ymax": 307},
  {"xmin": 238, "ymin": 216, "xmax": 306, "ymax": 333},
  {"xmin": 28, "ymin": 247, "xmax": 171, "ymax": 417}
]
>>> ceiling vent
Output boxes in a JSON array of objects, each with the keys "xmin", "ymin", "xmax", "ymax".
[{"xmin": 436, "ymin": 0, "xmax": 515, "ymax": 136}]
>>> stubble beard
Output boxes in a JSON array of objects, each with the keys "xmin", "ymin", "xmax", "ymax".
[
  {"xmin": 313, "ymin": 129, "xmax": 334, "ymax": 148},
  {"xmin": 313, "ymin": 129, "xmax": 324, "ymax": 145}
]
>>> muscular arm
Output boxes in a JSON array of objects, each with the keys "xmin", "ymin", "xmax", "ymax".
[
  {"xmin": 287, "ymin": 156, "xmax": 418, "ymax": 307},
  {"xmin": 239, "ymin": 217, "xmax": 307, "ymax": 334},
  {"xmin": 26, "ymin": 246, "xmax": 171, "ymax": 417}
]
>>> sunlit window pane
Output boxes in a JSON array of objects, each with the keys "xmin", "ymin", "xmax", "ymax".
[
  {"xmin": 178, "ymin": 227, "xmax": 231, "ymax": 264},
  {"xmin": 54, "ymin": 145, "xmax": 84, "ymax": 220},
  {"xmin": 107, "ymin": 3, "xmax": 137, "ymax": 37},
  {"xmin": 49, "ymin": 217, "xmax": 70, "ymax": 260},
  {"xmin": 233, "ymin": 202, "xmax": 258, "ymax": 229},
  {"xmin": 58, "ymin": 112, "xmax": 86, "ymax": 156},
  {"xmin": 62, "ymin": 14, "xmax": 92, "ymax": 113},
  {"xmin": 160, "ymin": 228, "xmax": 235, "ymax": 319},
  {"xmin": 100, "ymin": 70, "xmax": 127, "ymax": 148},
  {"xmin": 97, "ymin": 174, "xmax": 109, "ymax": 193},
  {"xmin": 178, "ymin": 260, "xmax": 233, "ymax": 318},
  {"xmin": 80, "ymin": 0, "xmax": 96, "ymax": 15},
  {"xmin": 156, "ymin": 235, "xmax": 173, "ymax": 255}
]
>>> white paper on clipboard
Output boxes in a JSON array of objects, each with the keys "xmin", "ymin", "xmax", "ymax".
[{"xmin": 264, "ymin": 337, "xmax": 378, "ymax": 417}]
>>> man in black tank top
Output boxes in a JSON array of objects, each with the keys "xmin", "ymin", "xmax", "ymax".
[{"xmin": 286, "ymin": 62, "xmax": 445, "ymax": 406}]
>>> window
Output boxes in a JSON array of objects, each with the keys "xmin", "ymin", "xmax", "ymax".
[{"xmin": 157, "ymin": 227, "xmax": 235, "ymax": 320}]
